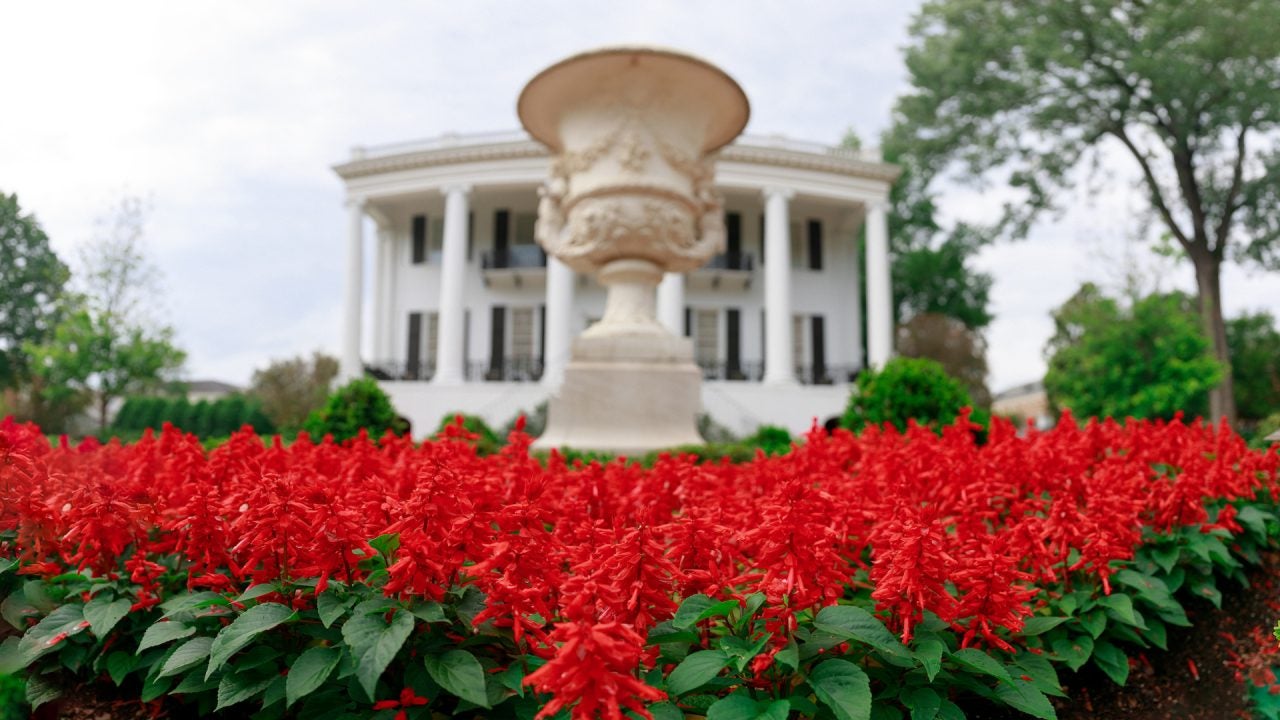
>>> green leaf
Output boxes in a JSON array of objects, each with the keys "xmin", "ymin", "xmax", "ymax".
[
  {"xmin": 235, "ymin": 584, "xmax": 279, "ymax": 603},
  {"xmin": 707, "ymin": 694, "xmax": 790, "ymax": 720},
  {"xmin": 206, "ymin": 602, "xmax": 296, "ymax": 679},
  {"xmin": 17, "ymin": 604, "xmax": 89, "ymax": 665},
  {"xmin": 343, "ymin": 607, "xmax": 414, "ymax": 699},
  {"xmin": 159, "ymin": 636, "xmax": 214, "ymax": 678},
  {"xmin": 1188, "ymin": 575, "xmax": 1223, "ymax": 609},
  {"xmin": 649, "ymin": 701, "xmax": 686, "ymax": 720},
  {"xmin": 809, "ymin": 658, "xmax": 872, "ymax": 720},
  {"xmin": 316, "ymin": 591, "xmax": 351, "ymax": 629},
  {"xmin": 1078, "ymin": 609, "xmax": 1107, "ymax": 639},
  {"xmin": 140, "ymin": 672, "xmax": 174, "ymax": 702},
  {"xmin": 424, "ymin": 649, "xmax": 489, "ymax": 708},
  {"xmin": 138, "ymin": 620, "xmax": 195, "ymax": 652},
  {"xmin": 172, "ymin": 667, "xmax": 221, "ymax": 694},
  {"xmin": 775, "ymin": 639, "xmax": 800, "ymax": 672},
  {"xmin": 1019, "ymin": 617, "xmax": 1068, "ymax": 636},
  {"xmin": 84, "ymin": 595, "xmax": 132, "ymax": 639},
  {"xmin": 369, "ymin": 532, "xmax": 400, "ymax": 558},
  {"xmin": 1091, "ymin": 641, "xmax": 1129, "ymax": 686},
  {"xmin": 1013, "ymin": 653, "xmax": 1065, "ymax": 697},
  {"xmin": 1150, "ymin": 545, "xmax": 1181, "ymax": 574},
  {"xmin": 25, "ymin": 673, "xmax": 61, "ymax": 710},
  {"xmin": 813, "ymin": 605, "xmax": 914, "ymax": 667},
  {"xmin": 0, "ymin": 558, "xmax": 15, "ymax": 576},
  {"xmin": 106, "ymin": 650, "xmax": 138, "ymax": 685},
  {"xmin": 993, "ymin": 678, "xmax": 1056, "ymax": 719},
  {"xmin": 914, "ymin": 636, "xmax": 945, "ymax": 682},
  {"xmin": 160, "ymin": 591, "xmax": 230, "ymax": 619},
  {"xmin": 1050, "ymin": 635, "xmax": 1094, "ymax": 672},
  {"xmin": 666, "ymin": 650, "xmax": 731, "ymax": 696},
  {"xmin": 672, "ymin": 595, "xmax": 714, "ymax": 629},
  {"xmin": 1099, "ymin": 593, "xmax": 1142, "ymax": 627},
  {"xmin": 1143, "ymin": 617, "xmax": 1168, "ymax": 650},
  {"xmin": 936, "ymin": 699, "xmax": 966, "ymax": 720},
  {"xmin": 409, "ymin": 600, "xmax": 447, "ymax": 624},
  {"xmin": 0, "ymin": 637, "xmax": 21, "ymax": 675},
  {"xmin": 286, "ymin": 646, "xmax": 342, "ymax": 707},
  {"xmin": 949, "ymin": 648, "xmax": 1014, "ymax": 685},
  {"xmin": 215, "ymin": 670, "xmax": 274, "ymax": 711},
  {"xmin": 902, "ymin": 687, "xmax": 941, "ymax": 720},
  {"xmin": 1114, "ymin": 570, "xmax": 1179, "ymax": 613}
]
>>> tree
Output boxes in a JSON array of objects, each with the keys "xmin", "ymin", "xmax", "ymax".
[
  {"xmin": 0, "ymin": 192, "xmax": 69, "ymax": 390},
  {"xmin": 249, "ymin": 352, "xmax": 339, "ymax": 433},
  {"xmin": 1226, "ymin": 310, "xmax": 1280, "ymax": 426},
  {"xmin": 1043, "ymin": 284, "xmax": 1222, "ymax": 420},
  {"xmin": 25, "ymin": 197, "xmax": 186, "ymax": 431},
  {"xmin": 893, "ymin": 0, "xmax": 1280, "ymax": 424},
  {"xmin": 896, "ymin": 313, "xmax": 991, "ymax": 407}
]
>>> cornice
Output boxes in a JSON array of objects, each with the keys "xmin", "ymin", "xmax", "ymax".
[{"xmin": 333, "ymin": 138, "xmax": 900, "ymax": 184}]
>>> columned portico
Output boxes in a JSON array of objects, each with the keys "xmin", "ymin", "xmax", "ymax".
[
  {"xmin": 865, "ymin": 200, "xmax": 893, "ymax": 368},
  {"xmin": 433, "ymin": 184, "xmax": 471, "ymax": 385},
  {"xmin": 339, "ymin": 197, "xmax": 366, "ymax": 383},
  {"xmin": 762, "ymin": 187, "xmax": 795, "ymax": 385},
  {"xmin": 542, "ymin": 256, "xmax": 574, "ymax": 388},
  {"xmin": 656, "ymin": 272, "xmax": 685, "ymax": 336}
]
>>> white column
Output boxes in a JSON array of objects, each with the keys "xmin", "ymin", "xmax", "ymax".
[
  {"xmin": 842, "ymin": 215, "xmax": 863, "ymax": 374},
  {"xmin": 340, "ymin": 197, "xmax": 366, "ymax": 383},
  {"xmin": 762, "ymin": 187, "xmax": 795, "ymax": 385},
  {"xmin": 866, "ymin": 199, "xmax": 894, "ymax": 368},
  {"xmin": 656, "ymin": 272, "xmax": 685, "ymax": 336},
  {"xmin": 371, "ymin": 223, "xmax": 388, "ymax": 363},
  {"xmin": 433, "ymin": 184, "xmax": 471, "ymax": 385},
  {"xmin": 542, "ymin": 256, "xmax": 575, "ymax": 389}
]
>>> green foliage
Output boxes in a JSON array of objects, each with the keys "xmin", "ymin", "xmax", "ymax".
[
  {"xmin": 743, "ymin": 425, "xmax": 792, "ymax": 456},
  {"xmin": 502, "ymin": 401, "xmax": 548, "ymax": 439},
  {"xmin": 1044, "ymin": 285, "xmax": 1223, "ymax": 420},
  {"xmin": 249, "ymin": 352, "xmax": 339, "ymax": 433},
  {"xmin": 843, "ymin": 357, "xmax": 972, "ymax": 433},
  {"xmin": 1227, "ymin": 311, "xmax": 1280, "ymax": 424},
  {"xmin": 893, "ymin": 0, "xmax": 1280, "ymax": 422},
  {"xmin": 113, "ymin": 395, "xmax": 277, "ymax": 439},
  {"xmin": 0, "ymin": 191, "xmax": 69, "ymax": 392},
  {"xmin": 897, "ymin": 313, "xmax": 991, "ymax": 408},
  {"xmin": 0, "ymin": 673, "xmax": 23, "ymax": 720},
  {"xmin": 303, "ymin": 378, "xmax": 403, "ymax": 443},
  {"xmin": 436, "ymin": 413, "xmax": 501, "ymax": 456},
  {"xmin": 697, "ymin": 413, "xmax": 738, "ymax": 445}
]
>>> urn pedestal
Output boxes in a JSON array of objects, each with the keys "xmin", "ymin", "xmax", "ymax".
[{"xmin": 518, "ymin": 47, "xmax": 749, "ymax": 453}]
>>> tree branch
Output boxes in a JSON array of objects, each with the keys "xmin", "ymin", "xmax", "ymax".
[
  {"xmin": 1214, "ymin": 124, "xmax": 1250, "ymax": 260},
  {"xmin": 1109, "ymin": 125, "xmax": 1191, "ymax": 251}
]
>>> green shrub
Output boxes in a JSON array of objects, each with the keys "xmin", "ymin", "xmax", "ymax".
[
  {"xmin": 436, "ymin": 413, "xmax": 502, "ymax": 456},
  {"xmin": 303, "ymin": 378, "xmax": 404, "ymax": 443},
  {"xmin": 0, "ymin": 674, "xmax": 23, "ymax": 720},
  {"xmin": 744, "ymin": 424, "xmax": 792, "ymax": 455},
  {"xmin": 843, "ymin": 357, "xmax": 972, "ymax": 433},
  {"xmin": 697, "ymin": 413, "xmax": 738, "ymax": 444},
  {"xmin": 1249, "ymin": 412, "xmax": 1280, "ymax": 451},
  {"xmin": 243, "ymin": 401, "xmax": 276, "ymax": 435},
  {"xmin": 502, "ymin": 401, "xmax": 548, "ymax": 439}
]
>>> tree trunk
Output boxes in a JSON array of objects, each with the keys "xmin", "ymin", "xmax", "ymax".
[
  {"xmin": 1190, "ymin": 252, "xmax": 1237, "ymax": 426},
  {"xmin": 98, "ymin": 394, "xmax": 109, "ymax": 434}
]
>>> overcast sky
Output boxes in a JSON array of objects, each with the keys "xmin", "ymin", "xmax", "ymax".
[{"xmin": 4, "ymin": 2, "xmax": 1278, "ymax": 394}]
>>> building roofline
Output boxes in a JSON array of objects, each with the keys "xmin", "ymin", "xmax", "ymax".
[{"xmin": 332, "ymin": 130, "xmax": 901, "ymax": 184}]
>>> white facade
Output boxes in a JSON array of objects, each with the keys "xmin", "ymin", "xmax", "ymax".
[{"xmin": 333, "ymin": 131, "xmax": 898, "ymax": 437}]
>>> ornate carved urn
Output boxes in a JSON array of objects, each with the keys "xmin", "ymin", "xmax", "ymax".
[{"xmin": 519, "ymin": 47, "xmax": 750, "ymax": 452}]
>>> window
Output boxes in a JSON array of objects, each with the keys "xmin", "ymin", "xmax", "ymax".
[
  {"xmin": 807, "ymin": 219, "xmax": 823, "ymax": 270},
  {"xmin": 790, "ymin": 221, "xmax": 804, "ymax": 268},
  {"xmin": 406, "ymin": 312, "xmax": 422, "ymax": 376},
  {"xmin": 792, "ymin": 315, "xmax": 807, "ymax": 370},
  {"xmin": 425, "ymin": 312, "xmax": 439, "ymax": 367},
  {"xmin": 693, "ymin": 308, "xmax": 719, "ymax": 367},
  {"xmin": 411, "ymin": 215, "xmax": 427, "ymax": 264},
  {"xmin": 726, "ymin": 308, "xmax": 742, "ymax": 379},
  {"xmin": 511, "ymin": 307, "xmax": 535, "ymax": 361},
  {"xmin": 428, "ymin": 217, "xmax": 444, "ymax": 264}
]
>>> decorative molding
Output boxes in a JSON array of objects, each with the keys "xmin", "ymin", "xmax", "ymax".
[
  {"xmin": 762, "ymin": 186, "xmax": 796, "ymax": 202},
  {"xmin": 333, "ymin": 136, "xmax": 900, "ymax": 184}
]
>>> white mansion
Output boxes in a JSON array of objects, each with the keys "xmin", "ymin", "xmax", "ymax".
[{"xmin": 333, "ymin": 131, "xmax": 898, "ymax": 437}]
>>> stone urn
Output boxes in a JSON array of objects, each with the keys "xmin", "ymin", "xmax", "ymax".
[{"xmin": 519, "ymin": 46, "xmax": 749, "ymax": 453}]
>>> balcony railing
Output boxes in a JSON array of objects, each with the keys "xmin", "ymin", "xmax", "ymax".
[
  {"xmin": 365, "ymin": 362, "xmax": 435, "ymax": 381},
  {"xmin": 695, "ymin": 361, "xmax": 861, "ymax": 385},
  {"xmin": 701, "ymin": 252, "xmax": 754, "ymax": 272},
  {"xmin": 481, "ymin": 245, "xmax": 547, "ymax": 270},
  {"xmin": 467, "ymin": 358, "xmax": 544, "ymax": 383}
]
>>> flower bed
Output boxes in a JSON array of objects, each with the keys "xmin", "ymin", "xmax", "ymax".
[{"xmin": 0, "ymin": 413, "xmax": 1276, "ymax": 719}]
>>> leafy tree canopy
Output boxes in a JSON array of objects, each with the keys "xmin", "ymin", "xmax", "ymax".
[
  {"xmin": 1044, "ymin": 283, "xmax": 1222, "ymax": 420},
  {"xmin": 249, "ymin": 352, "xmax": 339, "ymax": 433},
  {"xmin": 1226, "ymin": 310, "xmax": 1280, "ymax": 424},
  {"xmin": 893, "ymin": 0, "xmax": 1280, "ymax": 423},
  {"xmin": 896, "ymin": 312, "xmax": 991, "ymax": 407},
  {"xmin": 0, "ymin": 192, "xmax": 69, "ymax": 389}
]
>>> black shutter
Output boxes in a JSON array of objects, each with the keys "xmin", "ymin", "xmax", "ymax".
[
  {"xmin": 684, "ymin": 307, "xmax": 692, "ymax": 338},
  {"xmin": 758, "ymin": 214, "xmax": 766, "ymax": 265},
  {"xmin": 406, "ymin": 312, "xmax": 422, "ymax": 379},
  {"xmin": 462, "ymin": 310, "xmax": 471, "ymax": 379},
  {"xmin": 811, "ymin": 315, "xmax": 827, "ymax": 384},
  {"xmin": 489, "ymin": 306, "xmax": 506, "ymax": 380},
  {"xmin": 726, "ymin": 308, "xmax": 742, "ymax": 379},
  {"xmin": 538, "ymin": 305, "xmax": 546, "ymax": 370},
  {"xmin": 411, "ymin": 215, "xmax": 427, "ymax": 264},
  {"xmin": 760, "ymin": 309, "xmax": 767, "ymax": 376},
  {"xmin": 726, "ymin": 212, "xmax": 742, "ymax": 260},
  {"xmin": 493, "ymin": 209, "xmax": 510, "ymax": 267},
  {"xmin": 467, "ymin": 211, "xmax": 475, "ymax": 261},
  {"xmin": 808, "ymin": 219, "xmax": 823, "ymax": 270}
]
